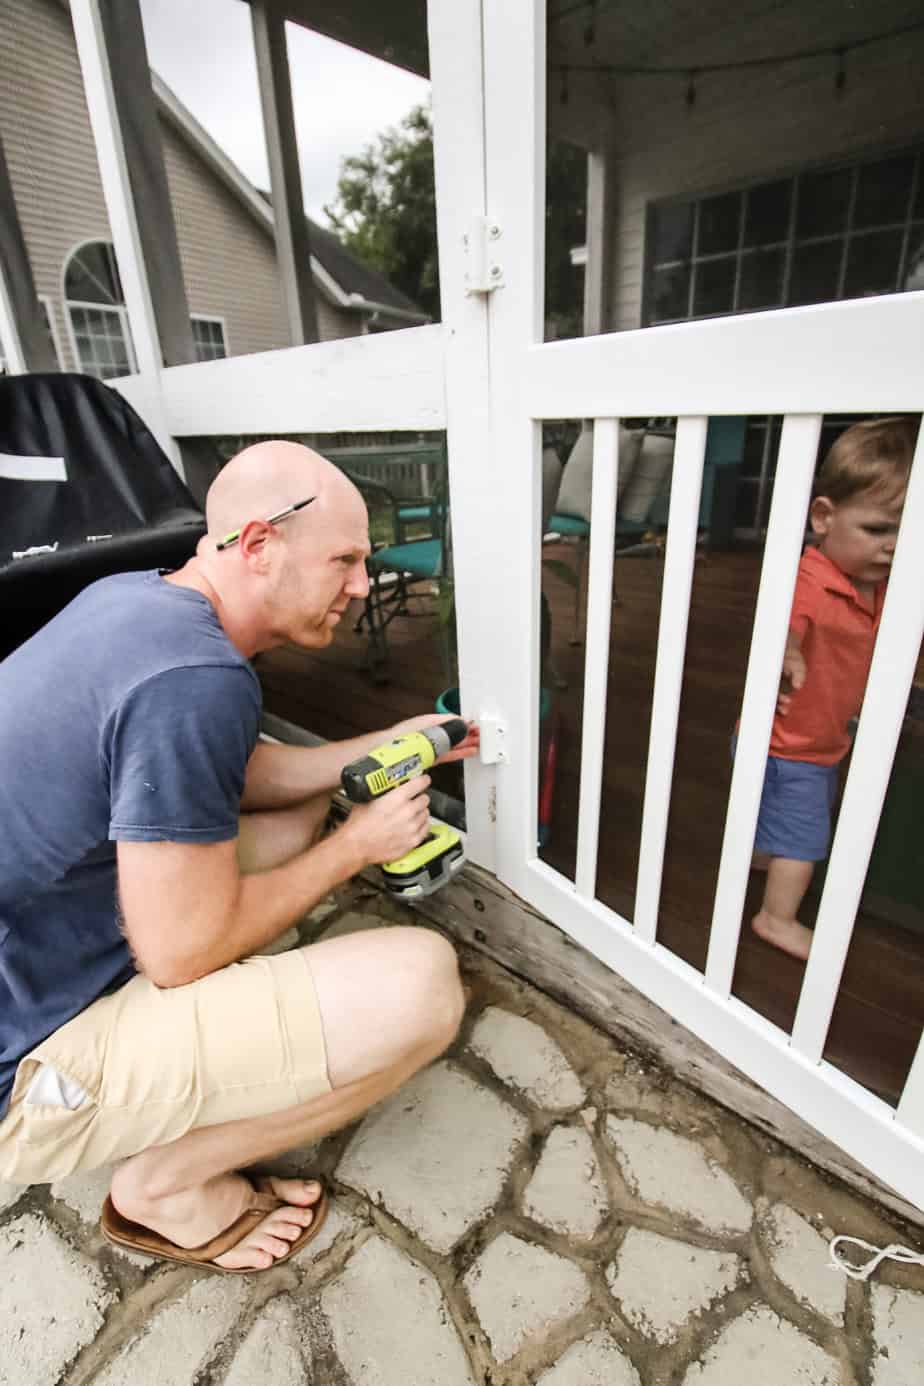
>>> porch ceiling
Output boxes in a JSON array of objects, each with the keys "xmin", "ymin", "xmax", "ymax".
[
  {"xmin": 550, "ymin": 0, "xmax": 924, "ymax": 71},
  {"xmin": 242, "ymin": 0, "xmax": 430, "ymax": 78},
  {"xmin": 255, "ymin": 0, "xmax": 924, "ymax": 91}
]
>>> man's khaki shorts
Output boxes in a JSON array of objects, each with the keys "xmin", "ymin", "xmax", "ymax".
[{"xmin": 0, "ymin": 949, "xmax": 331, "ymax": 1185}]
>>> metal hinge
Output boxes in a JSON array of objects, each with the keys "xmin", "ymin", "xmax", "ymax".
[{"xmin": 463, "ymin": 215, "xmax": 504, "ymax": 295}]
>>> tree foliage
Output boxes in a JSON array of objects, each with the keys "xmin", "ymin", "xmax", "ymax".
[
  {"xmin": 325, "ymin": 105, "xmax": 440, "ymax": 319},
  {"xmin": 326, "ymin": 103, "xmax": 587, "ymax": 335}
]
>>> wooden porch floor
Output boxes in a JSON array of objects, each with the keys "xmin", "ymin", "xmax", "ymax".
[{"xmin": 256, "ymin": 545, "xmax": 924, "ymax": 1108}]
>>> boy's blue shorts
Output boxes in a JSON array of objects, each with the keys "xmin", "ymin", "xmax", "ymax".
[{"xmin": 754, "ymin": 755, "xmax": 839, "ymax": 862}]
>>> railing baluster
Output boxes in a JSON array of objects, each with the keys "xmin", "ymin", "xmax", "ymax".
[
  {"xmin": 792, "ymin": 423, "xmax": 924, "ymax": 1062},
  {"xmin": 575, "ymin": 418, "xmax": 619, "ymax": 899},
  {"xmin": 705, "ymin": 414, "xmax": 820, "ymax": 994},
  {"xmin": 634, "ymin": 416, "xmax": 707, "ymax": 943},
  {"xmin": 898, "ymin": 1030, "xmax": 924, "ymax": 1140}
]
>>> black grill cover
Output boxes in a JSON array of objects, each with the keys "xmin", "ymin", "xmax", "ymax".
[{"xmin": 0, "ymin": 373, "xmax": 207, "ymax": 660}]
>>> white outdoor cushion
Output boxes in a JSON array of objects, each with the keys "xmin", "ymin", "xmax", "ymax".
[
  {"xmin": 618, "ymin": 432, "xmax": 674, "ymax": 525},
  {"xmin": 541, "ymin": 446, "xmax": 563, "ymax": 534},
  {"xmin": 554, "ymin": 425, "xmax": 644, "ymax": 523}
]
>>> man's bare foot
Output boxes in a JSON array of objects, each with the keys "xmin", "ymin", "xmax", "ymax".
[
  {"xmin": 110, "ymin": 1171, "xmax": 323, "ymax": 1271},
  {"xmin": 751, "ymin": 910, "xmax": 813, "ymax": 961}
]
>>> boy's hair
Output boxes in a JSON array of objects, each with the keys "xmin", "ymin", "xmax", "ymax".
[{"xmin": 814, "ymin": 416, "xmax": 918, "ymax": 504}]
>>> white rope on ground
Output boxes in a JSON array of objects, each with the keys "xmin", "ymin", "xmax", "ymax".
[{"xmin": 829, "ymin": 1235, "xmax": 924, "ymax": 1281}]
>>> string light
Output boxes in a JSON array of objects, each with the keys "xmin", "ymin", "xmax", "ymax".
[
  {"xmin": 583, "ymin": 0, "xmax": 596, "ymax": 48},
  {"xmin": 549, "ymin": 17, "xmax": 924, "ymax": 98}
]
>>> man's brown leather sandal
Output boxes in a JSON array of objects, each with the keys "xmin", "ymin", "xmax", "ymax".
[{"xmin": 100, "ymin": 1176, "xmax": 329, "ymax": 1273}]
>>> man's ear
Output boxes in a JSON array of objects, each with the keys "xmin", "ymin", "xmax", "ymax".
[
  {"xmin": 809, "ymin": 495, "xmax": 834, "ymax": 537},
  {"xmin": 238, "ymin": 519, "xmax": 273, "ymax": 568}
]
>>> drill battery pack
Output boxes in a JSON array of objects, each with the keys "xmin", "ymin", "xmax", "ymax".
[{"xmin": 380, "ymin": 820, "xmax": 465, "ymax": 898}]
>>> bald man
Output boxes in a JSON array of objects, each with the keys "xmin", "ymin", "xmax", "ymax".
[{"xmin": 0, "ymin": 442, "xmax": 476, "ymax": 1271}]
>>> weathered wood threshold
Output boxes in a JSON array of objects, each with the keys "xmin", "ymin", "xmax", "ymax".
[{"xmin": 261, "ymin": 712, "xmax": 923, "ymax": 1232}]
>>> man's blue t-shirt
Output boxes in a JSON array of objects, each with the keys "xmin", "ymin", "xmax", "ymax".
[{"xmin": 0, "ymin": 571, "xmax": 261, "ymax": 1116}]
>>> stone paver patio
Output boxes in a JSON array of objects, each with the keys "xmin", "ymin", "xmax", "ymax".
[{"xmin": 1, "ymin": 881, "xmax": 922, "ymax": 1386}]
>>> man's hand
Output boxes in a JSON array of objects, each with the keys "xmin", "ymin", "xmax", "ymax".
[
  {"xmin": 777, "ymin": 640, "xmax": 807, "ymax": 716},
  {"xmin": 389, "ymin": 713, "xmax": 480, "ymax": 763},
  {"xmin": 341, "ymin": 776, "xmax": 433, "ymax": 867}
]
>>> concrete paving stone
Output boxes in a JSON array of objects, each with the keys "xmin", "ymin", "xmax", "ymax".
[
  {"xmin": 762, "ymin": 1202, "xmax": 846, "ymax": 1325},
  {"xmin": 682, "ymin": 1305, "xmax": 843, "ymax": 1385},
  {"xmin": 468, "ymin": 1007, "xmax": 586, "ymax": 1110},
  {"xmin": 522, "ymin": 1124, "xmax": 609, "ymax": 1239},
  {"xmin": 317, "ymin": 909, "xmax": 390, "ymax": 942},
  {"xmin": 293, "ymin": 1200, "xmax": 360, "ymax": 1264},
  {"xmin": 870, "ymin": 1285, "xmax": 924, "ymax": 1386},
  {"xmin": 605, "ymin": 1116, "xmax": 752, "ymax": 1235},
  {"xmin": 224, "ymin": 1295, "xmax": 312, "ymax": 1386},
  {"xmin": 336, "ymin": 1060, "xmax": 528, "ymax": 1253},
  {"xmin": 0, "ymin": 1180, "xmax": 23, "ymax": 1212},
  {"xmin": 93, "ymin": 1275, "xmax": 250, "ymax": 1386},
  {"xmin": 536, "ymin": 1329, "xmax": 641, "ymax": 1386},
  {"xmin": 463, "ymin": 1231, "xmax": 591, "ymax": 1364},
  {"xmin": 321, "ymin": 1234, "xmax": 474, "ymax": 1386},
  {"xmin": 51, "ymin": 1163, "xmax": 112, "ymax": 1225},
  {"xmin": 606, "ymin": 1228, "xmax": 743, "ymax": 1344},
  {"xmin": 0, "ymin": 1213, "xmax": 114, "ymax": 1386}
]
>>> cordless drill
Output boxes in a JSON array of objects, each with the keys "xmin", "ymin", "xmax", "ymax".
[{"xmin": 340, "ymin": 719, "xmax": 468, "ymax": 898}]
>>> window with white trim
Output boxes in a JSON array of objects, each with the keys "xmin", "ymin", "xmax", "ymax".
[
  {"xmin": 644, "ymin": 146, "xmax": 924, "ymax": 325},
  {"xmin": 191, "ymin": 315, "xmax": 227, "ymax": 361},
  {"xmin": 64, "ymin": 241, "xmax": 136, "ymax": 380}
]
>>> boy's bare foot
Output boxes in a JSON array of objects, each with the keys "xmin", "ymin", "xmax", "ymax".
[
  {"xmin": 752, "ymin": 910, "xmax": 813, "ymax": 961},
  {"xmin": 110, "ymin": 1171, "xmax": 323, "ymax": 1271}
]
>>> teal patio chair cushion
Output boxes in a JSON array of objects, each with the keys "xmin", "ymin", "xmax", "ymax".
[
  {"xmin": 370, "ymin": 538, "xmax": 442, "ymax": 579},
  {"xmin": 548, "ymin": 512, "xmax": 590, "ymax": 538}
]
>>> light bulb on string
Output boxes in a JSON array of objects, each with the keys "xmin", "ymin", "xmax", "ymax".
[{"xmin": 584, "ymin": 0, "xmax": 596, "ymax": 47}]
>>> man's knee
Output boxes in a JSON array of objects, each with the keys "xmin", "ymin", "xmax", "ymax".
[
  {"xmin": 374, "ymin": 926, "xmax": 464, "ymax": 1056},
  {"xmin": 409, "ymin": 928, "xmax": 466, "ymax": 1054},
  {"xmin": 308, "ymin": 924, "xmax": 466, "ymax": 1086}
]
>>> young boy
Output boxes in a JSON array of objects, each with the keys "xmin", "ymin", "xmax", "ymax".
[{"xmin": 750, "ymin": 416, "xmax": 917, "ymax": 960}]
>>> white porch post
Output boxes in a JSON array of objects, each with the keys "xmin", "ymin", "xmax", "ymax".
[
  {"xmin": 69, "ymin": 0, "xmax": 183, "ymax": 472},
  {"xmin": 427, "ymin": 0, "xmax": 495, "ymax": 869},
  {"xmin": 583, "ymin": 137, "xmax": 616, "ymax": 336},
  {"xmin": 251, "ymin": 0, "xmax": 320, "ymax": 345},
  {"xmin": 0, "ymin": 133, "xmax": 57, "ymax": 373},
  {"xmin": 479, "ymin": 0, "xmax": 546, "ymax": 891}
]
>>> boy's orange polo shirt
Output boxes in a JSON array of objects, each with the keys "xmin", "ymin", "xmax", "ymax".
[{"xmin": 770, "ymin": 546, "xmax": 886, "ymax": 766}]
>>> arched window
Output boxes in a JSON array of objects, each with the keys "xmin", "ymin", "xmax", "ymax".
[{"xmin": 64, "ymin": 241, "xmax": 136, "ymax": 380}]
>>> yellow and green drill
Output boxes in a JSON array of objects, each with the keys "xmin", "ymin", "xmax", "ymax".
[{"xmin": 340, "ymin": 718, "xmax": 467, "ymax": 898}]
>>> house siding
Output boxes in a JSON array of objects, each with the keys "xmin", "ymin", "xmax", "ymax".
[
  {"xmin": 609, "ymin": 29, "xmax": 924, "ymax": 330},
  {"xmin": 160, "ymin": 118, "xmax": 360, "ymax": 354},
  {"xmin": 0, "ymin": 0, "xmax": 358, "ymax": 371},
  {"xmin": 0, "ymin": 0, "xmax": 111, "ymax": 370}
]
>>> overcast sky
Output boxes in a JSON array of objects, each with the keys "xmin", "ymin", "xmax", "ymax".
[{"xmin": 138, "ymin": 0, "xmax": 429, "ymax": 222}]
